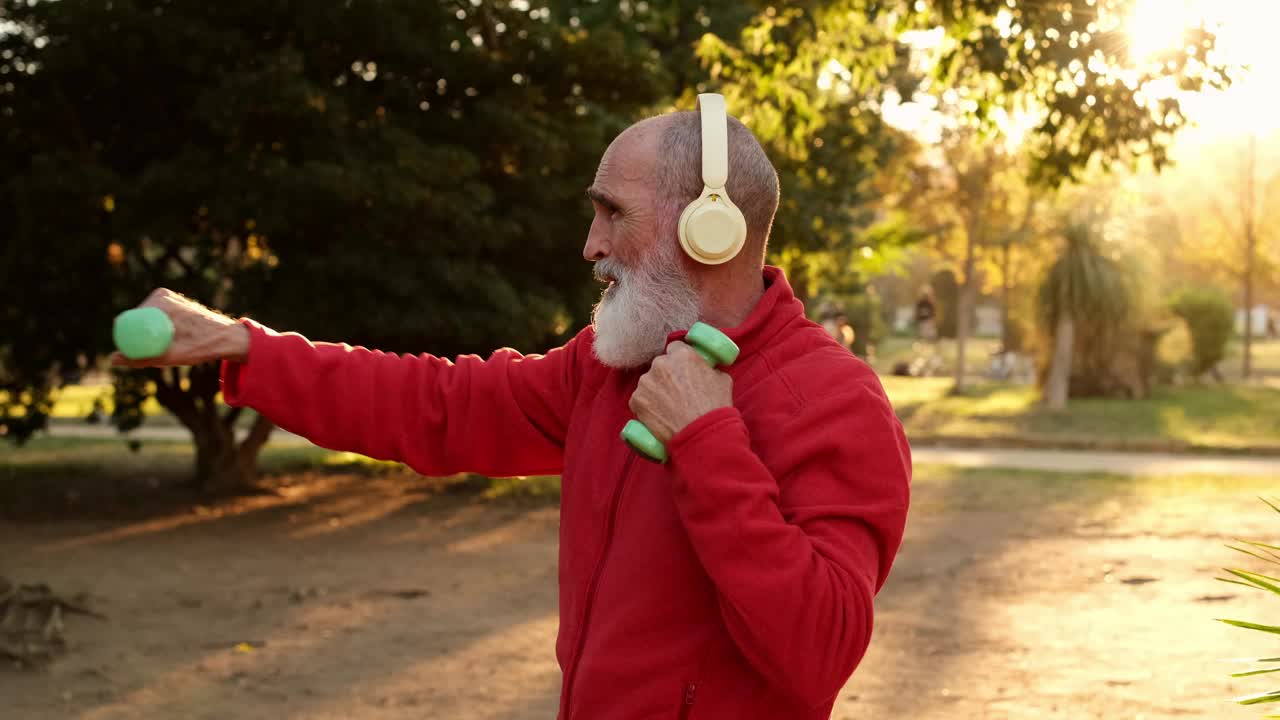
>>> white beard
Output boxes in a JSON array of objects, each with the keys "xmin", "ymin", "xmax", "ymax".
[{"xmin": 590, "ymin": 243, "xmax": 700, "ymax": 369}]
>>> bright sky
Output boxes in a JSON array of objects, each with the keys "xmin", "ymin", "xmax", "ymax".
[
  {"xmin": 1135, "ymin": 0, "xmax": 1280, "ymax": 141},
  {"xmin": 881, "ymin": 0, "xmax": 1280, "ymax": 149}
]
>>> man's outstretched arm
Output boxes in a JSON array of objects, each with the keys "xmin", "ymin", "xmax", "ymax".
[{"xmin": 115, "ymin": 289, "xmax": 585, "ymax": 478}]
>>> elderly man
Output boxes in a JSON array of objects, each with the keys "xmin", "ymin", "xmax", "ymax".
[{"xmin": 118, "ymin": 96, "xmax": 911, "ymax": 719}]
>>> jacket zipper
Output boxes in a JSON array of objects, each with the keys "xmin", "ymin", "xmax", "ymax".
[
  {"xmin": 563, "ymin": 452, "xmax": 638, "ymax": 719},
  {"xmin": 677, "ymin": 682, "xmax": 697, "ymax": 720}
]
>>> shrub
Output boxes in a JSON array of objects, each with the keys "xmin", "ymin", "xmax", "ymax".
[{"xmin": 1170, "ymin": 287, "xmax": 1234, "ymax": 379}]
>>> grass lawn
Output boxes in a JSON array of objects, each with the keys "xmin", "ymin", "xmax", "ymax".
[
  {"xmin": 35, "ymin": 383, "xmax": 262, "ymax": 429},
  {"xmin": 882, "ymin": 376, "xmax": 1280, "ymax": 452},
  {"xmin": 871, "ymin": 335, "xmax": 1002, "ymax": 378},
  {"xmin": 871, "ymin": 335, "xmax": 1280, "ymax": 452},
  {"xmin": 51, "ymin": 383, "xmax": 167, "ymax": 419}
]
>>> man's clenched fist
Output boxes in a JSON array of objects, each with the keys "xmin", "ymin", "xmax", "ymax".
[
  {"xmin": 110, "ymin": 289, "xmax": 250, "ymax": 368},
  {"xmin": 628, "ymin": 341, "xmax": 733, "ymax": 445}
]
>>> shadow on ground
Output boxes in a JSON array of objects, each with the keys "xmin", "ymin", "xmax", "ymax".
[{"xmin": 1, "ymin": 463, "xmax": 564, "ymax": 720}]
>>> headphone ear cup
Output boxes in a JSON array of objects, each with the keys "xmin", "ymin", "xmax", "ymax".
[{"xmin": 679, "ymin": 194, "xmax": 747, "ymax": 265}]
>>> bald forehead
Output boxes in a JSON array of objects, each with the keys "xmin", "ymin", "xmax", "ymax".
[{"xmin": 595, "ymin": 116, "xmax": 669, "ymax": 185}]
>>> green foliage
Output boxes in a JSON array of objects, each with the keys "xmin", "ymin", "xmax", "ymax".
[
  {"xmin": 900, "ymin": 0, "xmax": 1231, "ymax": 186},
  {"xmin": 1155, "ymin": 321, "xmax": 1193, "ymax": 385},
  {"xmin": 1037, "ymin": 223, "xmax": 1135, "ymax": 334},
  {"xmin": 696, "ymin": 6, "xmax": 919, "ymax": 301},
  {"xmin": 0, "ymin": 0, "xmax": 678, "ymax": 462},
  {"xmin": 1216, "ymin": 498, "xmax": 1280, "ymax": 715},
  {"xmin": 109, "ymin": 369, "xmax": 151, "ymax": 436},
  {"xmin": 0, "ymin": 386, "xmax": 52, "ymax": 446},
  {"xmin": 1170, "ymin": 287, "xmax": 1235, "ymax": 378}
]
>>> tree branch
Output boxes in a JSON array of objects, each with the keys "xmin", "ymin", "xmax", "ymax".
[{"xmin": 237, "ymin": 414, "xmax": 275, "ymax": 463}]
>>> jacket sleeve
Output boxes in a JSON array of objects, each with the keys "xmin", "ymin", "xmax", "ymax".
[
  {"xmin": 665, "ymin": 383, "xmax": 910, "ymax": 707},
  {"xmin": 220, "ymin": 319, "xmax": 589, "ymax": 478}
]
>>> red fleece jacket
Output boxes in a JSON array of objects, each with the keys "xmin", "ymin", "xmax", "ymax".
[{"xmin": 221, "ymin": 266, "xmax": 911, "ymax": 719}]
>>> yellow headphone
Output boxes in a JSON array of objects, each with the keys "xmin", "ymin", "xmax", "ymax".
[{"xmin": 678, "ymin": 94, "xmax": 748, "ymax": 265}]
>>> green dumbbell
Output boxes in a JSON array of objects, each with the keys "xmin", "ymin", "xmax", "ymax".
[
  {"xmin": 113, "ymin": 307, "xmax": 175, "ymax": 360},
  {"xmin": 621, "ymin": 321, "xmax": 739, "ymax": 463}
]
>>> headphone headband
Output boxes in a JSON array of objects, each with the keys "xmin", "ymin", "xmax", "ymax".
[{"xmin": 697, "ymin": 94, "xmax": 729, "ymax": 190}]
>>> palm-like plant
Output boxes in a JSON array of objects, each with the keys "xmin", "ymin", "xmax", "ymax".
[
  {"xmin": 1218, "ymin": 498, "xmax": 1280, "ymax": 714},
  {"xmin": 1037, "ymin": 219, "xmax": 1135, "ymax": 409}
]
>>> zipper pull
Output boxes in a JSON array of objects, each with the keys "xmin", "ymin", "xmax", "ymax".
[{"xmin": 677, "ymin": 682, "xmax": 698, "ymax": 720}]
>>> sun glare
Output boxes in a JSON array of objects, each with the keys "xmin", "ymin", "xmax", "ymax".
[
  {"xmin": 882, "ymin": 0, "xmax": 1280, "ymax": 145},
  {"xmin": 1124, "ymin": 0, "xmax": 1280, "ymax": 138},
  {"xmin": 1124, "ymin": 0, "xmax": 1203, "ymax": 62},
  {"xmin": 1178, "ymin": 1, "xmax": 1280, "ymax": 138}
]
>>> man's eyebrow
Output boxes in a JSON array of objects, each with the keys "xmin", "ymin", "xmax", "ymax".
[{"xmin": 586, "ymin": 186, "xmax": 620, "ymax": 210}]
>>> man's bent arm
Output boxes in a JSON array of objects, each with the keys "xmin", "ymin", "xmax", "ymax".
[
  {"xmin": 220, "ymin": 319, "xmax": 587, "ymax": 478},
  {"xmin": 666, "ymin": 382, "xmax": 910, "ymax": 706}
]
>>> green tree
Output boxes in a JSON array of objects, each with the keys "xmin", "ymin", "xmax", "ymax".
[
  {"xmin": 0, "ymin": 0, "xmax": 672, "ymax": 490},
  {"xmin": 899, "ymin": 0, "xmax": 1231, "ymax": 185},
  {"xmin": 910, "ymin": 129, "xmax": 1039, "ymax": 392}
]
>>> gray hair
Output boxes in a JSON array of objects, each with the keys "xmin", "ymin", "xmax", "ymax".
[{"xmin": 655, "ymin": 111, "xmax": 781, "ymax": 262}]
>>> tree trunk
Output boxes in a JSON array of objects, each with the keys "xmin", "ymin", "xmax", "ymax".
[
  {"xmin": 1045, "ymin": 311, "xmax": 1075, "ymax": 410},
  {"xmin": 194, "ymin": 414, "xmax": 274, "ymax": 495},
  {"xmin": 149, "ymin": 363, "xmax": 275, "ymax": 494},
  {"xmin": 953, "ymin": 224, "xmax": 979, "ymax": 393},
  {"xmin": 1243, "ymin": 134, "xmax": 1257, "ymax": 380},
  {"xmin": 1244, "ymin": 261, "xmax": 1255, "ymax": 380},
  {"xmin": 1000, "ymin": 240, "xmax": 1012, "ymax": 351}
]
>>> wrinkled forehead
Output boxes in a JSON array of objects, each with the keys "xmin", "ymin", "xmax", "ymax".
[{"xmin": 593, "ymin": 119, "xmax": 665, "ymax": 189}]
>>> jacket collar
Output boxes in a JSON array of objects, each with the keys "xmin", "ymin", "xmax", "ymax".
[{"xmin": 665, "ymin": 265, "xmax": 804, "ymax": 361}]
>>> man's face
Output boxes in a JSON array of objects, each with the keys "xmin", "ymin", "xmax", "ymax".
[{"xmin": 584, "ymin": 123, "xmax": 700, "ymax": 369}]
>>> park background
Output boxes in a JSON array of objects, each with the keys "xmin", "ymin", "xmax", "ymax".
[{"xmin": 4, "ymin": 1, "xmax": 1280, "ymax": 718}]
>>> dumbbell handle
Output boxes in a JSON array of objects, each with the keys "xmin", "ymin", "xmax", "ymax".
[{"xmin": 621, "ymin": 322, "xmax": 739, "ymax": 463}]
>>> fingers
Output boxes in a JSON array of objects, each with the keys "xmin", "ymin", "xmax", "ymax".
[
  {"xmin": 665, "ymin": 340, "xmax": 696, "ymax": 360},
  {"xmin": 109, "ymin": 352, "xmax": 154, "ymax": 369},
  {"xmin": 108, "ymin": 351, "xmax": 142, "ymax": 366},
  {"xmin": 146, "ymin": 287, "xmax": 178, "ymax": 303}
]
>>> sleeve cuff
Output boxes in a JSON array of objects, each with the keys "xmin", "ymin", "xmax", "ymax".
[
  {"xmin": 219, "ymin": 318, "xmax": 268, "ymax": 407},
  {"xmin": 667, "ymin": 406, "xmax": 744, "ymax": 458}
]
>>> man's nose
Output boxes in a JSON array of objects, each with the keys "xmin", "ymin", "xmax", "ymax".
[{"xmin": 583, "ymin": 216, "xmax": 610, "ymax": 262}]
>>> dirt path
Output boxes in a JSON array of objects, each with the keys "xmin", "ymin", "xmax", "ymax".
[{"xmin": 1, "ymin": 468, "xmax": 1275, "ymax": 719}]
